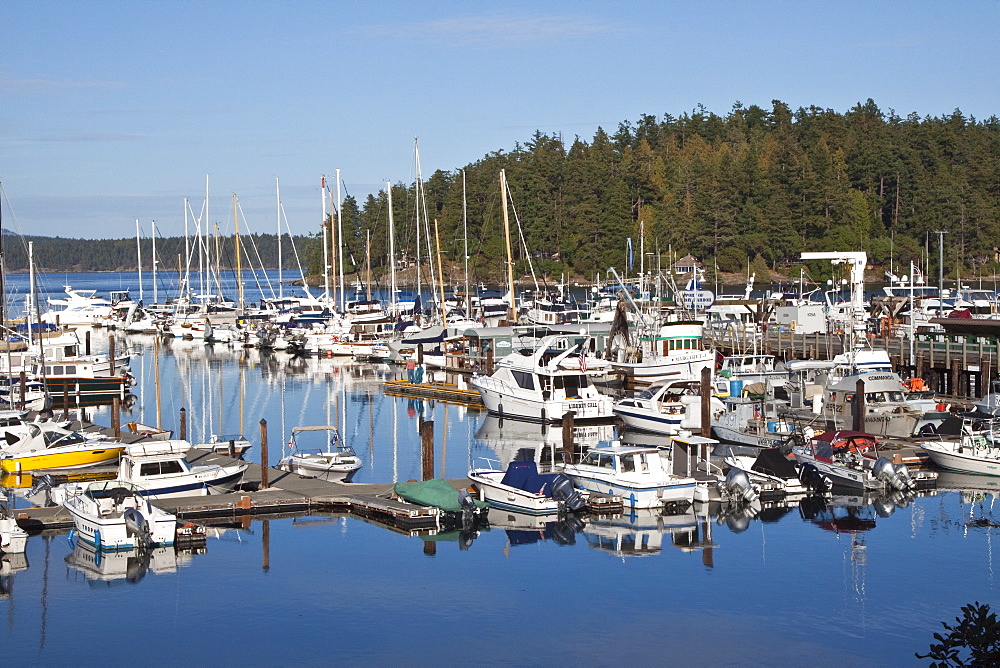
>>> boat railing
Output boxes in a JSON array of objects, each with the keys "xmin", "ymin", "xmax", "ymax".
[{"xmin": 472, "ymin": 457, "xmax": 504, "ymax": 472}]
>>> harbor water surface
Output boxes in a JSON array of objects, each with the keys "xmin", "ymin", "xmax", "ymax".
[{"xmin": 1, "ymin": 272, "xmax": 997, "ymax": 665}]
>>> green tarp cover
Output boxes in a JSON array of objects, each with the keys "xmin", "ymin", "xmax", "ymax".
[{"xmin": 393, "ymin": 478, "xmax": 488, "ymax": 512}]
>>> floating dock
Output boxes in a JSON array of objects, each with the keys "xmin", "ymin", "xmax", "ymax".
[
  {"xmin": 383, "ymin": 379, "xmax": 484, "ymax": 407},
  {"xmin": 12, "ymin": 447, "xmax": 458, "ymax": 536}
]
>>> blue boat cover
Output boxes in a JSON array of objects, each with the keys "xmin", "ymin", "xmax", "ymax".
[{"xmin": 500, "ymin": 461, "xmax": 560, "ymax": 497}]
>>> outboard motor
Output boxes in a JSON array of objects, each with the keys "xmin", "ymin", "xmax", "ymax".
[
  {"xmin": 123, "ymin": 508, "xmax": 153, "ymax": 548},
  {"xmin": 874, "ymin": 456, "xmax": 912, "ymax": 491},
  {"xmin": 723, "ymin": 467, "xmax": 760, "ymax": 505},
  {"xmin": 894, "ymin": 463, "xmax": 915, "ymax": 490},
  {"xmin": 549, "ymin": 474, "xmax": 586, "ymax": 512}
]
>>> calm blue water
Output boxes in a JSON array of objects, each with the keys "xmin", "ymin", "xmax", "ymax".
[{"xmin": 0, "ymin": 273, "xmax": 997, "ymax": 666}]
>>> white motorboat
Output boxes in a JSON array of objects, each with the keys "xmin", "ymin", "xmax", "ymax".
[
  {"xmin": 0, "ymin": 421, "xmax": 123, "ymax": 473},
  {"xmin": 919, "ymin": 421, "xmax": 1000, "ymax": 476},
  {"xmin": 711, "ymin": 395, "xmax": 795, "ymax": 449},
  {"xmin": 40, "ymin": 286, "xmax": 130, "ymax": 326},
  {"xmin": 561, "ymin": 442, "xmax": 697, "ymax": 509},
  {"xmin": 821, "ymin": 371, "xmax": 947, "ymax": 438},
  {"xmin": 0, "ymin": 500, "xmax": 27, "ymax": 554},
  {"xmin": 469, "ymin": 334, "xmax": 614, "ymax": 423},
  {"xmin": 468, "ymin": 458, "xmax": 586, "ymax": 514},
  {"xmin": 277, "ymin": 425, "xmax": 362, "ymax": 481},
  {"xmin": 613, "ymin": 380, "xmax": 724, "ymax": 436},
  {"xmin": 115, "ymin": 440, "xmax": 249, "ymax": 497},
  {"xmin": 63, "ymin": 480, "xmax": 178, "ymax": 550},
  {"xmin": 792, "ymin": 429, "xmax": 918, "ymax": 491}
]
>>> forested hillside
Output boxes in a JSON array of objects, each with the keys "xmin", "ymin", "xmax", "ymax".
[
  {"xmin": 10, "ymin": 100, "xmax": 999, "ymax": 284},
  {"xmin": 1, "ymin": 233, "xmax": 308, "ymax": 274}
]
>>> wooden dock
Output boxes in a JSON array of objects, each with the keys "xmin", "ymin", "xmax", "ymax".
[
  {"xmin": 709, "ymin": 328, "xmax": 1000, "ymax": 400},
  {"xmin": 382, "ymin": 379, "xmax": 484, "ymax": 407},
  {"xmin": 12, "ymin": 447, "xmax": 466, "ymax": 535}
]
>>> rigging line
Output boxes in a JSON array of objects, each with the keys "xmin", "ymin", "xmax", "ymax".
[
  {"xmin": 278, "ymin": 200, "xmax": 310, "ymax": 291},
  {"xmin": 234, "ymin": 198, "xmax": 276, "ymax": 300},
  {"xmin": 504, "ymin": 178, "xmax": 542, "ymax": 293}
]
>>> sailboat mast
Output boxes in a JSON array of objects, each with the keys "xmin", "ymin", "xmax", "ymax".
[
  {"xmin": 321, "ymin": 176, "xmax": 330, "ymax": 302},
  {"xmin": 152, "ymin": 220, "xmax": 158, "ymax": 306},
  {"xmin": 500, "ymin": 169, "xmax": 517, "ymax": 322},
  {"xmin": 336, "ymin": 168, "xmax": 344, "ymax": 312},
  {"xmin": 462, "ymin": 170, "xmax": 469, "ymax": 319},
  {"xmin": 233, "ymin": 193, "xmax": 243, "ymax": 313},
  {"xmin": 276, "ymin": 178, "xmax": 283, "ymax": 299},
  {"xmin": 435, "ymin": 219, "xmax": 446, "ymax": 323},
  {"xmin": 135, "ymin": 219, "xmax": 143, "ymax": 303},
  {"xmin": 387, "ymin": 182, "xmax": 397, "ymax": 313},
  {"xmin": 414, "ymin": 140, "xmax": 422, "ymax": 311},
  {"xmin": 27, "ymin": 242, "xmax": 35, "ymax": 346}
]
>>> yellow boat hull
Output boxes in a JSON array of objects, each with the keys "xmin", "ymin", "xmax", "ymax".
[{"xmin": 0, "ymin": 447, "xmax": 122, "ymax": 473}]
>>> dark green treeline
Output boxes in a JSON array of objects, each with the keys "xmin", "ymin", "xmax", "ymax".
[
  {"xmin": 336, "ymin": 99, "xmax": 999, "ymax": 285},
  {"xmin": 10, "ymin": 100, "xmax": 999, "ymax": 284}
]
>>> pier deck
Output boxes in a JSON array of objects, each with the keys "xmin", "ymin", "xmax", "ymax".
[{"xmin": 14, "ymin": 447, "xmax": 469, "ymax": 534}]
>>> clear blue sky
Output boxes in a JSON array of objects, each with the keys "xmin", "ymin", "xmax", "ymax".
[{"xmin": 2, "ymin": 1, "xmax": 996, "ymax": 241}]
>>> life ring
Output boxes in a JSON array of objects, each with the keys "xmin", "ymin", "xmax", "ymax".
[{"xmin": 332, "ymin": 335, "xmax": 340, "ymax": 342}]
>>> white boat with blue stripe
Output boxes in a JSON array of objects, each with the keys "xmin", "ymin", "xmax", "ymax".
[{"xmin": 561, "ymin": 442, "xmax": 696, "ymax": 509}]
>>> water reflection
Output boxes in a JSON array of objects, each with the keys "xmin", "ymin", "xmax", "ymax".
[
  {"xmin": 473, "ymin": 415, "xmax": 615, "ymax": 469},
  {"xmin": 64, "ymin": 541, "xmax": 199, "ymax": 586}
]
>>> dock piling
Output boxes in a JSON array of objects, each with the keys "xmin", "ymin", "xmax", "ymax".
[
  {"xmin": 420, "ymin": 420, "xmax": 434, "ymax": 480},
  {"xmin": 260, "ymin": 418, "xmax": 269, "ymax": 490}
]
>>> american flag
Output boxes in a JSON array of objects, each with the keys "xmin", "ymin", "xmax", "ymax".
[{"xmin": 578, "ymin": 347, "xmax": 587, "ymax": 372}]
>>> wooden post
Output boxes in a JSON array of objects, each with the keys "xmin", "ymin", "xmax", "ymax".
[
  {"xmin": 701, "ymin": 367, "xmax": 712, "ymax": 438},
  {"xmin": 420, "ymin": 420, "xmax": 434, "ymax": 480},
  {"xmin": 179, "ymin": 407, "xmax": 186, "ymax": 441},
  {"xmin": 562, "ymin": 411, "xmax": 576, "ymax": 464},
  {"xmin": 951, "ymin": 361, "xmax": 962, "ymax": 399},
  {"xmin": 112, "ymin": 397, "xmax": 120, "ymax": 438},
  {"xmin": 85, "ymin": 329, "xmax": 91, "ymax": 355},
  {"xmin": 108, "ymin": 334, "xmax": 116, "ymax": 377},
  {"xmin": 18, "ymin": 372, "xmax": 26, "ymax": 411},
  {"xmin": 259, "ymin": 418, "xmax": 269, "ymax": 490},
  {"xmin": 62, "ymin": 382, "xmax": 69, "ymax": 420},
  {"xmin": 417, "ymin": 342, "xmax": 424, "ymax": 365},
  {"xmin": 853, "ymin": 378, "xmax": 865, "ymax": 432}
]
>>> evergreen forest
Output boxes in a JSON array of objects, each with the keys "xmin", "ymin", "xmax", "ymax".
[{"xmin": 9, "ymin": 100, "xmax": 999, "ymax": 286}]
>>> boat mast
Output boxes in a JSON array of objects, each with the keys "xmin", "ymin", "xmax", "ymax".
[
  {"xmin": 276, "ymin": 178, "xmax": 283, "ymax": 300},
  {"xmin": 151, "ymin": 219, "xmax": 158, "ymax": 306},
  {"xmin": 387, "ymin": 181, "xmax": 397, "ymax": 315},
  {"xmin": 462, "ymin": 169, "xmax": 469, "ymax": 320},
  {"xmin": 414, "ymin": 140, "xmax": 422, "ymax": 317},
  {"xmin": 500, "ymin": 169, "xmax": 517, "ymax": 322},
  {"xmin": 336, "ymin": 168, "xmax": 344, "ymax": 313},
  {"xmin": 233, "ymin": 193, "xmax": 243, "ymax": 314},
  {"xmin": 321, "ymin": 176, "xmax": 330, "ymax": 302},
  {"xmin": 135, "ymin": 219, "xmax": 143, "ymax": 303},
  {"xmin": 435, "ymin": 219, "xmax": 446, "ymax": 323}
]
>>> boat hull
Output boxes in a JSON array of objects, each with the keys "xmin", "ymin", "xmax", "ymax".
[
  {"xmin": 920, "ymin": 443, "xmax": 1000, "ymax": 476},
  {"xmin": 468, "ymin": 469, "xmax": 563, "ymax": 515},
  {"xmin": 562, "ymin": 470, "xmax": 695, "ymax": 509},
  {"xmin": 472, "ymin": 381, "xmax": 614, "ymax": 423},
  {"xmin": 0, "ymin": 446, "xmax": 123, "ymax": 473},
  {"xmin": 65, "ymin": 503, "xmax": 176, "ymax": 550}
]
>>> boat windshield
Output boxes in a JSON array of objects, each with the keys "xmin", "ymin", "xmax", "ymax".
[
  {"xmin": 43, "ymin": 430, "xmax": 86, "ymax": 448},
  {"xmin": 637, "ymin": 383, "xmax": 666, "ymax": 400}
]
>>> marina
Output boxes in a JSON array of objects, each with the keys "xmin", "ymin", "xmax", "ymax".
[{"xmin": 1, "ymin": 272, "xmax": 999, "ymax": 665}]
